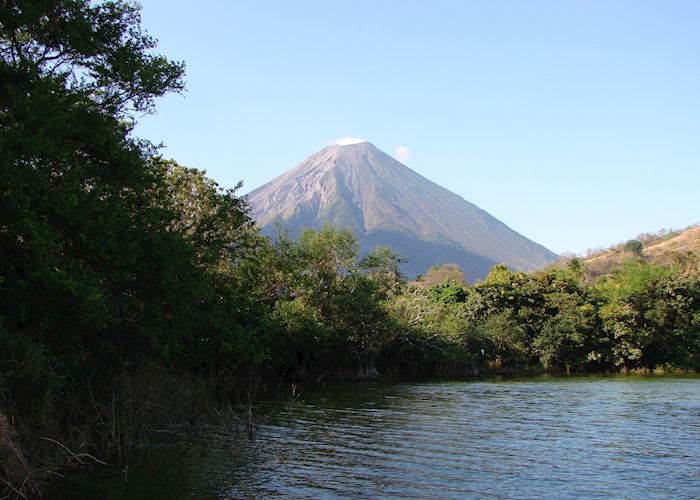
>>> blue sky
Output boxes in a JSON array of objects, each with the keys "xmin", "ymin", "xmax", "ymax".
[{"xmin": 135, "ymin": 0, "xmax": 699, "ymax": 255}]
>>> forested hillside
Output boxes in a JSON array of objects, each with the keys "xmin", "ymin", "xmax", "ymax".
[{"xmin": 581, "ymin": 225, "xmax": 699, "ymax": 278}]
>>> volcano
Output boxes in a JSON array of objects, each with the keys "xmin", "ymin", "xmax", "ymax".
[{"xmin": 247, "ymin": 141, "xmax": 557, "ymax": 279}]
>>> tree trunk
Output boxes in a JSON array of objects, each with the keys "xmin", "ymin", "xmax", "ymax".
[{"xmin": 356, "ymin": 355, "xmax": 379, "ymax": 379}]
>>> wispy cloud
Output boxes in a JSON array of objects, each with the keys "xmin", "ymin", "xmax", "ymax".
[
  {"xmin": 333, "ymin": 137, "xmax": 366, "ymax": 146},
  {"xmin": 394, "ymin": 146, "xmax": 410, "ymax": 163}
]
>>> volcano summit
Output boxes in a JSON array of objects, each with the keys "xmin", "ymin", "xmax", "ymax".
[{"xmin": 247, "ymin": 142, "xmax": 557, "ymax": 279}]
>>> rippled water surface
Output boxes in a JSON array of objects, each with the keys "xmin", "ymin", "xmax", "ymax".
[{"xmin": 60, "ymin": 376, "xmax": 700, "ymax": 498}]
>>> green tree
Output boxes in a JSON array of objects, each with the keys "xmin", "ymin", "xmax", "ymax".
[
  {"xmin": 296, "ymin": 225, "xmax": 358, "ymax": 318},
  {"xmin": 623, "ymin": 239, "xmax": 643, "ymax": 255},
  {"xmin": 0, "ymin": 0, "xmax": 184, "ymax": 117},
  {"xmin": 474, "ymin": 310, "xmax": 529, "ymax": 370},
  {"xmin": 484, "ymin": 263, "xmax": 512, "ymax": 285},
  {"xmin": 598, "ymin": 260, "xmax": 699, "ymax": 369},
  {"xmin": 154, "ymin": 160, "xmax": 259, "ymax": 270},
  {"xmin": 421, "ymin": 263, "xmax": 468, "ymax": 286},
  {"xmin": 0, "ymin": 3, "xmax": 281, "ymax": 494},
  {"xmin": 359, "ymin": 246, "xmax": 406, "ymax": 297},
  {"xmin": 0, "ymin": 0, "xmax": 192, "ymax": 418}
]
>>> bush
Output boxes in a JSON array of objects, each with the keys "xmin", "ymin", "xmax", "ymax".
[{"xmin": 623, "ymin": 239, "xmax": 643, "ymax": 255}]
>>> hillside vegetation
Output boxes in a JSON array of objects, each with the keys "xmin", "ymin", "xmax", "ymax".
[{"xmin": 580, "ymin": 225, "xmax": 700, "ymax": 279}]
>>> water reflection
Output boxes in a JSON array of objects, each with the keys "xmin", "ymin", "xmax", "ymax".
[{"xmin": 58, "ymin": 376, "xmax": 700, "ymax": 499}]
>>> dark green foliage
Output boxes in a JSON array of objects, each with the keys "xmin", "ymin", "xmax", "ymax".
[
  {"xmin": 259, "ymin": 227, "xmax": 404, "ymax": 378},
  {"xmin": 0, "ymin": 0, "xmax": 261, "ymax": 466},
  {"xmin": 386, "ymin": 257, "xmax": 698, "ymax": 375},
  {"xmin": 624, "ymin": 239, "xmax": 643, "ymax": 255},
  {"xmin": 0, "ymin": 0, "xmax": 185, "ymax": 116},
  {"xmin": 598, "ymin": 260, "xmax": 700, "ymax": 369}
]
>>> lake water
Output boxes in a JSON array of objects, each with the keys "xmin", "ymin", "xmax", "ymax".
[{"xmin": 57, "ymin": 375, "xmax": 700, "ymax": 499}]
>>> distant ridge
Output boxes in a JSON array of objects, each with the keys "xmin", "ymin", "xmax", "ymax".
[
  {"xmin": 581, "ymin": 225, "xmax": 700, "ymax": 277},
  {"xmin": 247, "ymin": 142, "xmax": 558, "ymax": 279}
]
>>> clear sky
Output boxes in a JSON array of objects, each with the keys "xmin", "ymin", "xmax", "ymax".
[{"xmin": 134, "ymin": 0, "xmax": 699, "ymax": 255}]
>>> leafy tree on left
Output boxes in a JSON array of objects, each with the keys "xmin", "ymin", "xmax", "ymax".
[
  {"xmin": 0, "ymin": 0, "xmax": 185, "ymax": 116},
  {"xmin": 0, "ymin": 1, "xmax": 264, "ymax": 427}
]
